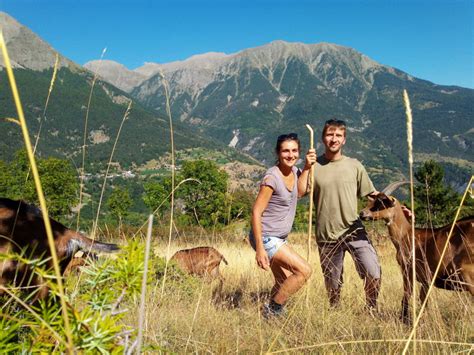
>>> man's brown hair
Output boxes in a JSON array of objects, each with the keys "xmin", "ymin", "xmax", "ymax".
[{"xmin": 322, "ymin": 119, "xmax": 346, "ymax": 138}]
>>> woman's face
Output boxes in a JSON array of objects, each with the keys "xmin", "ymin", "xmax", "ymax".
[{"xmin": 278, "ymin": 140, "xmax": 300, "ymax": 169}]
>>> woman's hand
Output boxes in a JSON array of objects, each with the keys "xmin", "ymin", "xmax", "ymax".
[
  {"xmin": 298, "ymin": 148, "xmax": 316, "ymax": 197},
  {"xmin": 256, "ymin": 248, "xmax": 270, "ymax": 271},
  {"xmin": 304, "ymin": 148, "xmax": 316, "ymax": 170}
]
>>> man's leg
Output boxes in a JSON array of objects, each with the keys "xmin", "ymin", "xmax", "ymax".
[
  {"xmin": 318, "ymin": 241, "xmax": 345, "ymax": 307},
  {"xmin": 348, "ymin": 231, "xmax": 381, "ymax": 309},
  {"xmin": 364, "ymin": 277, "xmax": 381, "ymax": 309}
]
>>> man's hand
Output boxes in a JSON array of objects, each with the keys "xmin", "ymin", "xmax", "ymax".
[{"xmin": 401, "ymin": 205, "xmax": 414, "ymax": 221}]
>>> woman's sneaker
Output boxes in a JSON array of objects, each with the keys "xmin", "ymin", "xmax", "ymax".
[{"xmin": 262, "ymin": 302, "xmax": 285, "ymax": 319}]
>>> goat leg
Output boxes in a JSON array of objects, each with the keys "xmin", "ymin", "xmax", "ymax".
[{"xmin": 401, "ymin": 264, "xmax": 413, "ymax": 324}]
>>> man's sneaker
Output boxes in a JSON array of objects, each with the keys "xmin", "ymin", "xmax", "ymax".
[{"xmin": 262, "ymin": 303, "xmax": 285, "ymax": 319}]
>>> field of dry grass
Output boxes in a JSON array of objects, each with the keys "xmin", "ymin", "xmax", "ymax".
[{"xmin": 124, "ymin": 230, "xmax": 473, "ymax": 353}]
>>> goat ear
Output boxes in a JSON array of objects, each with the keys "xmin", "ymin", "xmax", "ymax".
[
  {"xmin": 386, "ymin": 196, "xmax": 396, "ymax": 207},
  {"xmin": 367, "ymin": 192, "xmax": 379, "ymax": 201}
]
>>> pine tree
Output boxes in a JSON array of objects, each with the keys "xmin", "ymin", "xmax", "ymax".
[{"xmin": 413, "ymin": 160, "xmax": 460, "ymax": 227}]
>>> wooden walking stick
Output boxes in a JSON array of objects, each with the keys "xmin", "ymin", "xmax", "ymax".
[
  {"xmin": 305, "ymin": 124, "xmax": 315, "ymax": 262},
  {"xmin": 304, "ymin": 124, "xmax": 315, "ymax": 309}
]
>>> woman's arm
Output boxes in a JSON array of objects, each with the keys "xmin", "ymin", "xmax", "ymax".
[
  {"xmin": 297, "ymin": 148, "xmax": 316, "ymax": 197},
  {"xmin": 251, "ymin": 185, "xmax": 274, "ymax": 271}
]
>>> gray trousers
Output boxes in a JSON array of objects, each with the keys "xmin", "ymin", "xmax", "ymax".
[{"xmin": 318, "ymin": 227, "xmax": 381, "ymax": 291}]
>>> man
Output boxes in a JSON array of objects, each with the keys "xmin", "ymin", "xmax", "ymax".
[{"xmin": 302, "ymin": 119, "xmax": 381, "ymax": 310}]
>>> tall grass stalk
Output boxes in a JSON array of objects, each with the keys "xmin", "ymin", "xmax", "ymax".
[
  {"xmin": 158, "ymin": 71, "xmax": 177, "ymax": 300},
  {"xmin": 136, "ymin": 214, "xmax": 154, "ymax": 354},
  {"xmin": 0, "ymin": 31, "xmax": 74, "ymax": 352},
  {"xmin": 33, "ymin": 53, "xmax": 59, "ymax": 155},
  {"xmin": 21, "ymin": 54, "xmax": 59, "ymax": 195},
  {"xmin": 403, "ymin": 89, "xmax": 417, "ymax": 354},
  {"xmin": 76, "ymin": 47, "xmax": 107, "ymax": 230},
  {"xmin": 91, "ymin": 100, "xmax": 132, "ymax": 239},
  {"xmin": 402, "ymin": 174, "xmax": 474, "ymax": 354}
]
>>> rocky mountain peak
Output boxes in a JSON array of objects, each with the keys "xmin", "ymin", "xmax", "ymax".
[
  {"xmin": 133, "ymin": 62, "xmax": 163, "ymax": 77},
  {"xmin": 84, "ymin": 59, "xmax": 148, "ymax": 92},
  {"xmin": 0, "ymin": 11, "xmax": 74, "ymax": 70}
]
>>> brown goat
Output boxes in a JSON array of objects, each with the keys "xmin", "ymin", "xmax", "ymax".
[
  {"xmin": 359, "ymin": 185, "xmax": 474, "ymax": 322},
  {"xmin": 62, "ymin": 251, "xmax": 98, "ymax": 276},
  {"xmin": 0, "ymin": 197, "xmax": 119, "ymax": 301},
  {"xmin": 170, "ymin": 246, "xmax": 228, "ymax": 281}
]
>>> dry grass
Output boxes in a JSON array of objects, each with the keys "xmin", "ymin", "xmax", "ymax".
[{"xmin": 123, "ymin": 231, "xmax": 473, "ymax": 353}]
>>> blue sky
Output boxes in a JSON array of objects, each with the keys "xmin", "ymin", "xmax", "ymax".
[{"xmin": 1, "ymin": 0, "xmax": 473, "ymax": 88}]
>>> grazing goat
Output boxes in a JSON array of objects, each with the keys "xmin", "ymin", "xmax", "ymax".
[
  {"xmin": 62, "ymin": 251, "xmax": 98, "ymax": 276},
  {"xmin": 0, "ymin": 197, "xmax": 119, "ymax": 301},
  {"xmin": 170, "ymin": 246, "xmax": 228, "ymax": 281},
  {"xmin": 359, "ymin": 182, "xmax": 474, "ymax": 322}
]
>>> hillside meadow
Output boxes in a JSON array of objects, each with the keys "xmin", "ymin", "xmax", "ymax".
[
  {"xmin": 69, "ymin": 227, "xmax": 472, "ymax": 353},
  {"xmin": 0, "ymin": 32, "xmax": 472, "ymax": 353}
]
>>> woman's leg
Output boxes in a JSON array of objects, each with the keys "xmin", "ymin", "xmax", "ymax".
[
  {"xmin": 270, "ymin": 262, "xmax": 292, "ymax": 300},
  {"xmin": 270, "ymin": 244, "xmax": 312, "ymax": 305}
]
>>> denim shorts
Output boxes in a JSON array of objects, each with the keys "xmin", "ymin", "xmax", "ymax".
[{"xmin": 248, "ymin": 231, "xmax": 287, "ymax": 259}]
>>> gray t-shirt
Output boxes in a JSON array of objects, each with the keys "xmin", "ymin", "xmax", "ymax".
[{"xmin": 260, "ymin": 165, "xmax": 299, "ymax": 238}]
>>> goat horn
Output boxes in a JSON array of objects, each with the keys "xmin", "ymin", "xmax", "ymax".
[{"xmin": 382, "ymin": 181, "xmax": 411, "ymax": 196}]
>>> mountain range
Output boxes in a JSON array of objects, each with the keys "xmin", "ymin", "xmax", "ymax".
[
  {"xmin": 1, "ymin": 11, "xmax": 472, "ymax": 190},
  {"xmin": 0, "ymin": 12, "xmax": 244, "ymax": 174}
]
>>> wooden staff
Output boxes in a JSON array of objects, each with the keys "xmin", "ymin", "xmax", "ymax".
[{"xmin": 305, "ymin": 124, "xmax": 315, "ymax": 262}]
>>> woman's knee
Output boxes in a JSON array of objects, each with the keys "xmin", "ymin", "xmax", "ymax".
[{"xmin": 300, "ymin": 262, "xmax": 312, "ymax": 281}]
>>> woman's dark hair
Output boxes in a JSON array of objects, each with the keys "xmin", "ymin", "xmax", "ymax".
[{"xmin": 275, "ymin": 133, "xmax": 300, "ymax": 155}]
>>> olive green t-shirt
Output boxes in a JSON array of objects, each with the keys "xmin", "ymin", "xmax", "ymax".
[{"xmin": 313, "ymin": 155, "xmax": 375, "ymax": 242}]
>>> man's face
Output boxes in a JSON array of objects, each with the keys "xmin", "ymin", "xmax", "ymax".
[{"xmin": 323, "ymin": 126, "xmax": 346, "ymax": 154}]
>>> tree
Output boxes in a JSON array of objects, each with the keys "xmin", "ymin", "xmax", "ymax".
[
  {"xmin": 224, "ymin": 189, "xmax": 255, "ymax": 225},
  {"xmin": 142, "ymin": 177, "xmax": 172, "ymax": 217},
  {"xmin": 413, "ymin": 160, "xmax": 460, "ymax": 227},
  {"xmin": 4, "ymin": 149, "xmax": 31, "ymax": 199},
  {"xmin": 0, "ymin": 159, "xmax": 14, "ymax": 197},
  {"xmin": 107, "ymin": 187, "xmax": 132, "ymax": 223},
  {"xmin": 36, "ymin": 157, "xmax": 79, "ymax": 217},
  {"xmin": 1, "ymin": 150, "xmax": 79, "ymax": 218},
  {"xmin": 178, "ymin": 160, "xmax": 229, "ymax": 227}
]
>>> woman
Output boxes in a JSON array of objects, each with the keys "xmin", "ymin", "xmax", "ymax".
[{"xmin": 249, "ymin": 133, "xmax": 316, "ymax": 318}]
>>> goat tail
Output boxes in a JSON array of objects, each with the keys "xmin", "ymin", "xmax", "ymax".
[{"xmin": 221, "ymin": 254, "xmax": 228, "ymax": 265}]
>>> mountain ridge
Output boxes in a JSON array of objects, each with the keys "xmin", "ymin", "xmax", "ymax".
[{"xmin": 0, "ymin": 11, "xmax": 472, "ymax": 191}]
